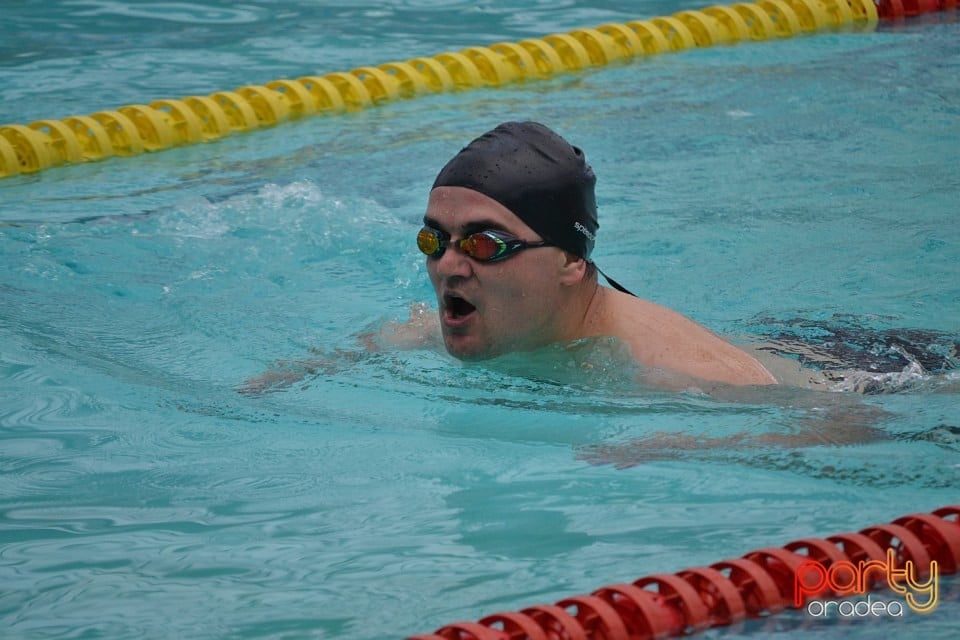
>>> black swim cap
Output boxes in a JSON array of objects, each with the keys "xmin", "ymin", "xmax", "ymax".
[{"xmin": 432, "ymin": 121, "xmax": 598, "ymax": 259}]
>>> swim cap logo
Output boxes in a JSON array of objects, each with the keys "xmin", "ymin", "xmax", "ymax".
[{"xmin": 574, "ymin": 221, "xmax": 595, "ymax": 241}]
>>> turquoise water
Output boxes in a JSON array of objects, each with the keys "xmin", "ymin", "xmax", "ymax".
[{"xmin": 2, "ymin": 2, "xmax": 960, "ymax": 638}]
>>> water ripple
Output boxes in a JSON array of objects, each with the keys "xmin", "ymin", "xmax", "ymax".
[{"xmin": 65, "ymin": 1, "xmax": 264, "ymax": 24}]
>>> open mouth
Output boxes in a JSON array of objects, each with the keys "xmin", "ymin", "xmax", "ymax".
[{"xmin": 443, "ymin": 293, "xmax": 477, "ymax": 321}]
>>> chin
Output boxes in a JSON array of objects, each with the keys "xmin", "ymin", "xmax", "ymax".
[{"xmin": 442, "ymin": 335, "xmax": 498, "ymax": 362}]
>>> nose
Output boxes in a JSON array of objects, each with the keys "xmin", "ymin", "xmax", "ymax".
[{"xmin": 430, "ymin": 243, "xmax": 473, "ymax": 281}]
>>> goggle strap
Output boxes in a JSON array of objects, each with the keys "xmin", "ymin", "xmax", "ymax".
[{"xmin": 595, "ymin": 264, "xmax": 637, "ymax": 297}]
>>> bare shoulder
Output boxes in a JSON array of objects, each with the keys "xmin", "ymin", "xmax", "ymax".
[{"xmin": 598, "ymin": 289, "xmax": 777, "ymax": 386}]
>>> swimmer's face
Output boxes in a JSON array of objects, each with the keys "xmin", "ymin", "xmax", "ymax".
[{"xmin": 424, "ymin": 186, "xmax": 576, "ymax": 361}]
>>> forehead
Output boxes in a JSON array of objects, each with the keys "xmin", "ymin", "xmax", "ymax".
[{"xmin": 425, "ymin": 186, "xmax": 536, "ymax": 236}]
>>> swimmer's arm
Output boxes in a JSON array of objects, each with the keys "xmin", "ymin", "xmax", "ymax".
[
  {"xmin": 359, "ymin": 302, "xmax": 442, "ymax": 351},
  {"xmin": 577, "ymin": 423, "xmax": 886, "ymax": 468},
  {"xmin": 238, "ymin": 302, "xmax": 440, "ymax": 396},
  {"xmin": 237, "ymin": 349, "xmax": 359, "ymax": 396},
  {"xmin": 576, "ymin": 394, "xmax": 889, "ymax": 468}
]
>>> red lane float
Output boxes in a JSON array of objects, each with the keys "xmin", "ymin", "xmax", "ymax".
[
  {"xmin": 408, "ymin": 505, "xmax": 959, "ymax": 640},
  {"xmin": 877, "ymin": 0, "xmax": 957, "ymax": 18}
]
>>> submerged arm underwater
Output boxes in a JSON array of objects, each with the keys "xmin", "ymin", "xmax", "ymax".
[
  {"xmin": 577, "ymin": 325, "xmax": 960, "ymax": 468},
  {"xmin": 238, "ymin": 302, "xmax": 440, "ymax": 396},
  {"xmin": 576, "ymin": 384, "xmax": 893, "ymax": 469}
]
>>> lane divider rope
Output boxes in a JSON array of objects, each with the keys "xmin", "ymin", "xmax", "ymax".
[
  {"xmin": 0, "ymin": 0, "xmax": 953, "ymax": 179},
  {"xmin": 407, "ymin": 505, "xmax": 960, "ymax": 639}
]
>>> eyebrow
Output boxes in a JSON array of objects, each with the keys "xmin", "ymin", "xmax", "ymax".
[{"xmin": 422, "ymin": 216, "xmax": 510, "ymax": 236}]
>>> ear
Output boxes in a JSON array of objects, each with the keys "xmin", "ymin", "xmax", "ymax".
[{"xmin": 557, "ymin": 252, "xmax": 587, "ymax": 287}]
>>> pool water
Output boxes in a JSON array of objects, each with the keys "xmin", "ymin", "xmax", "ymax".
[{"xmin": 2, "ymin": 2, "xmax": 959, "ymax": 638}]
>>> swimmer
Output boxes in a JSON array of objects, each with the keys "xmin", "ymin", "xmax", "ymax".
[
  {"xmin": 401, "ymin": 121, "xmax": 777, "ymax": 387},
  {"xmin": 238, "ymin": 123, "xmax": 959, "ymax": 468},
  {"xmin": 241, "ymin": 121, "xmax": 779, "ymax": 394}
]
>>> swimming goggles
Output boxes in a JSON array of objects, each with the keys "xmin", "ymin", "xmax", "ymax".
[
  {"xmin": 417, "ymin": 225, "xmax": 639, "ymax": 296},
  {"xmin": 417, "ymin": 226, "xmax": 551, "ymax": 262}
]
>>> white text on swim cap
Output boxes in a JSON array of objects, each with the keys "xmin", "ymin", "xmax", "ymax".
[{"xmin": 574, "ymin": 221, "xmax": 595, "ymax": 241}]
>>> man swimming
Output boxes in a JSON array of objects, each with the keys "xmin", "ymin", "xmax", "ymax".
[
  {"xmin": 241, "ymin": 120, "xmax": 779, "ymax": 394},
  {"xmin": 411, "ymin": 121, "xmax": 777, "ymax": 387}
]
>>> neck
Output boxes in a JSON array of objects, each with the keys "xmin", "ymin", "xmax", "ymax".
[{"xmin": 557, "ymin": 277, "xmax": 607, "ymax": 344}]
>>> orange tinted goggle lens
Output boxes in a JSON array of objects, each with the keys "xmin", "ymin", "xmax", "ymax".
[
  {"xmin": 459, "ymin": 233, "xmax": 503, "ymax": 260},
  {"xmin": 417, "ymin": 228, "xmax": 442, "ymax": 256}
]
